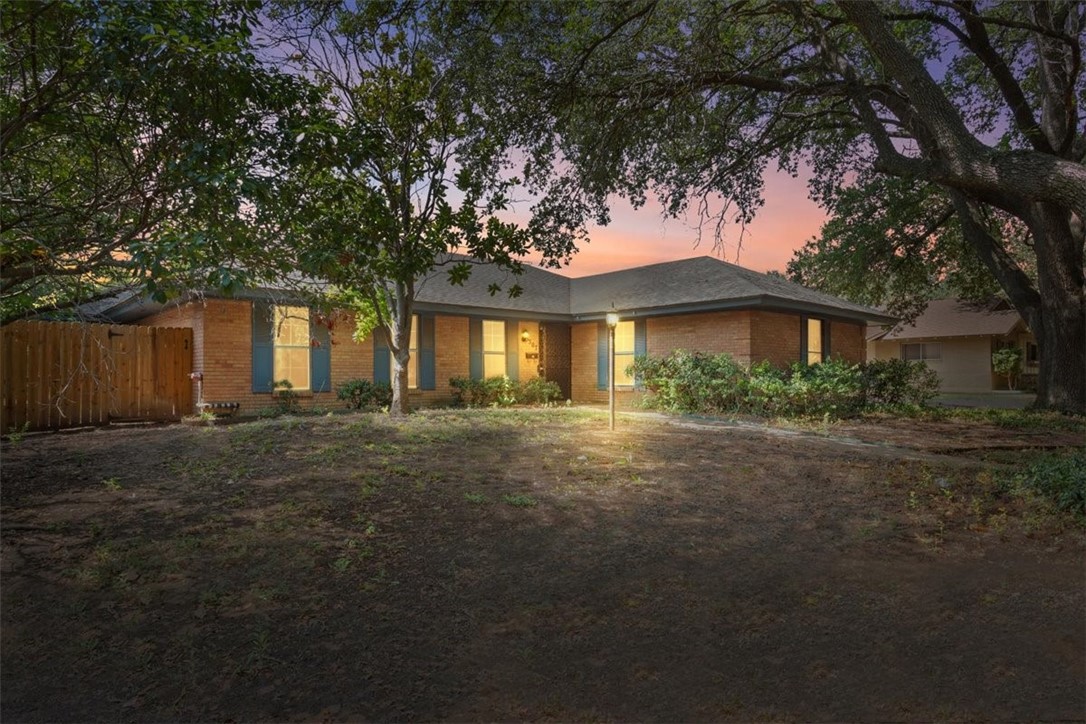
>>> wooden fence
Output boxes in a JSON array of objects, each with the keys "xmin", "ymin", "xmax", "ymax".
[{"xmin": 1, "ymin": 320, "xmax": 193, "ymax": 432}]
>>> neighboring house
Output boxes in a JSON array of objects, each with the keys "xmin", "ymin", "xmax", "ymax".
[
  {"xmin": 87, "ymin": 256, "xmax": 893, "ymax": 414},
  {"xmin": 866, "ymin": 298, "xmax": 1037, "ymax": 392}
]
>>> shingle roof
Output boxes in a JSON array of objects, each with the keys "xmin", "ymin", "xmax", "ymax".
[
  {"xmin": 569, "ymin": 256, "xmax": 891, "ymax": 322},
  {"xmin": 414, "ymin": 257, "xmax": 570, "ymax": 317},
  {"xmin": 872, "ymin": 298, "xmax": 1023, "ymax": 341},
  {"xmin": 71, "ymin": 254, "xmax": 893, "ymax": 325}
]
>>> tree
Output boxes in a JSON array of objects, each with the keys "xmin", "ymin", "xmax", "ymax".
[
  {"xmin": 0, "ymin": 0, "xmax": 300, "ymax": 321},
  {"xmin": 265, "ymin": 1, "xmax": 577, "ymax": 415},
  {"xmin": 443, "ymin": 1, "xmax": 1085, "ymax": 414}
]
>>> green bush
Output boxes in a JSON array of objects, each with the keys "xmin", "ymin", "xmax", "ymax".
[
  {"xmin": 632, "ymin": 350, "xmax": 940, "ymax": 419},
  {"xmin": 336, "ymin": 379, "xmax": 393, "ymax": 410},
  {"xmin": 449, "ymin": 376, "xmax": 563, "ymax": 407},
  {"xmin": 1004, "ymin": 449, "xmax": 1086, "ymax": 517}
]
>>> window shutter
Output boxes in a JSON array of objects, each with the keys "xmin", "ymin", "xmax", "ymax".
[
  {"xmin": 310, "ymin": 321, "xmax": 331, "ymax": 393},
  {"xmin": 252, "ymin": 301, "xmax": 274, "ymax": 392},
  {"xmin": 419, "ymin": 314, "xmax": 436, "ymax": 390},
  {"xmin": 373, "ymin": 328, "xmax": 391, "ymax": 385},
  {"xmin": 505, "ymin": 321, "xmax": 519, "ymax": 382},
  {"xmin": 822, "ymin": 321, "xmax": 832, "ymax": 360},
  {"xmin": 597, "ymin": 321, "xmax": 608, "ymax": 390},
  {"xmin": 634, "ymin": 319, "xmax": 647, "ymax": 389},
  {"xmin": 469, "ymin": 318, "xmax": 483, "ymax": 380},
  {"xmin": 799, "ymin": 316, "xmax": 808, "ymax": 365}
]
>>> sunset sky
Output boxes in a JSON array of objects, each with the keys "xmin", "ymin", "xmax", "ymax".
[{"xmin": 526, "ymin": 167, "xmax": 829, "ymax": 278}]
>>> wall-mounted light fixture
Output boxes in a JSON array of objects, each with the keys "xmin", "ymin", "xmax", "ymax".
[{"xmin": 521, "ymin": 329, "xmax": 531, "ymax": 343}]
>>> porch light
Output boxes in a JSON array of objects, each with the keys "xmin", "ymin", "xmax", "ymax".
[
  {"xmin": 606, "ymin": 311, "xmax": 620, "ymax": 430},
  {"xmin": 521, "ymin": 329, "xmax": 531, "ymax": 343}
]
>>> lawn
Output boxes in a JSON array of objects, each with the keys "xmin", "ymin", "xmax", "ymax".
[{"xmin": 2, "ymin": 408, "xmax": 1083, "ymax": 721}]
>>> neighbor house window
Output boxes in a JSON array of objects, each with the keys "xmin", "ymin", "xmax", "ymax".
[
  {"xmin": 388, "ymin": 315, "xmax": 419, "ymax": 389},
  {"xmin": 902, "ymin": 343, "xmax": 941, "ymax": 361},
  {"xmin": 274, "ymin": 305, "xmax": 311, "ymax": 390},
  {"xmin": 482, "ymin": 319, "xmax": 506, "ymax": 378},
  {"xmin": 614, "ymin": 320, "xmax": 636, "ymax": 386},
  {"xmin": 1025, "ymin": 342, "xmax": 1039, "ymax": 366},
  {"xmin": 804, "ymin": 318, "xmax": 826, "ymax": 365}
]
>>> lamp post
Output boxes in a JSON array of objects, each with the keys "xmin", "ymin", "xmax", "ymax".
[{"xmin": 605, "ymin": 311, "xmax": 619, "ymax": 431}]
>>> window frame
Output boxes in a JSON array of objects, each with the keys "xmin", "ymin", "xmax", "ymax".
[
  {"xmin": 482, "ymin": 319, "xmax": 507, "ymax": 378},
  {"xmin": 613, "ymin": 320, "xmax": 636, "ymax": 387},
  {"xmin": 902, "ymin": 342, "xmax": 942, "ymax": 361},
  {"xmin": 801, "ymin": 316, "xmax": 830, "ymax": 365},
  {"xmin": 273, "ymin": 305, "xmax": 311, "ymax": 392}
]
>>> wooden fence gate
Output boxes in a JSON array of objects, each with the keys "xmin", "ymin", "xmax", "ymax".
[{"xmin": 1, "ymin": 320, "xmax": 193, "ymax": 432}]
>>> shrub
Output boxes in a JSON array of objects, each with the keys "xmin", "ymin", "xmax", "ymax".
[
  {"xmin": 273, "ymin": 379, "xmax": 300, "ymax": 414},
  {"xmin": 1003, "ymin": 449, "xmax": 1086, "ymax": 517},
  {"xmin": 861, "ymin": 359, "xmax": 940, "ymax": 408},
  {"xmin": 633, "ymin": 350, "xmax": 940, "ymax": 419},
  {"xmin": 449, "ymin": 376, "xmax": 563, "ymax": 407},
  {"xmin": 336, "ymin": 379, "xmax": 393, "ymax": 410},
  {"xmin": 992, "ymin": 346, "xmax": 1022, "ymax": 390}
]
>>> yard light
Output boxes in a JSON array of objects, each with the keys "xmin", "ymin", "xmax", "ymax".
[{"xmin": 606, "ymin": 311, "xmax": 619, "ymax": 431}]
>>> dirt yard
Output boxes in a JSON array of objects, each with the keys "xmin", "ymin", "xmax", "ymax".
[{"xmin": 2, "ymin": 409, "xmax": 1083, "ymax": 722}]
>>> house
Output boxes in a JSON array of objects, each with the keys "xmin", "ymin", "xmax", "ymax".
[
  {"xmin": 866, "ymin": 298, "xmax": 1037, "ymax": 392},
  {"xmin": 89, "ymin": 256, "xmax": 893, "ymax": 414}
]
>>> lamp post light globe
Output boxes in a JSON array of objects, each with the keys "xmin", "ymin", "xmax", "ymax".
[{"xmin": 606, "ymin": 312, "xmax": 619, "ymax": 329}]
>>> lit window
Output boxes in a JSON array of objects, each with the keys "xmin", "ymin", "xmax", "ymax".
[
  {"xmin": 806, "ymin": 318, "xmax": 824, "ymax": 365},
  {"xmin": 614, "ymin": 320, "xmax": 636, "ymax": 386},
  {"xmin": 902, "ymin": 343, "xmax": 941, "ymax": 361},
  {"xmin": 274, "ymin": 305, "xmax": 310, "ymax": 390},
  {"xmin": 482, "ymin": 320, "xmax": 506, "ymax": 378},
  {"xmin": 389, "ymin": 315, "xmax": 419, "ymax": 389}
]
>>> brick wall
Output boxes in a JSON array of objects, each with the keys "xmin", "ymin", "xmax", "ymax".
[
  {"xmin": 569, "ymin": 321, "xmax": 645, "ymax": 406},
  {"xmin": 646, "ymin": 311, "xmax": 753, "ymax": 363},
  {"xmin": 748, "ymin": 311, "xmax": 802, "ymax": 368},
  {"xmin": 830, "ymin": 321, "xmax": 866, "ymax": 363}
]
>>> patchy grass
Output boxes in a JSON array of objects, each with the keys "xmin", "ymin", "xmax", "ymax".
[{"xmin": 1, "ymin": 408, "xmax": 1083, "ymax": 722}]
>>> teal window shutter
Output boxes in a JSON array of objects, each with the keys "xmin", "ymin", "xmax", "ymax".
[
  {"xmin": 634, "ymin": 319, "xmax": 647, "ymax": 389},
  {"xmin": 373, "ymin": 328, "xmax": 391, "ymax": 384},
  {"xmin": 597, "ymin": 321, "xmax": 608, "ymax": 390},
  {"xmin": 505, "ymin": 320, "xmax": 519, "ymax": 382},
  {"xmin": 310, "ymin": 321, "xmax": 331, "ymax": 392},
  {"xmin": 252, "ymin": 301, "xmax": 274, "ymax": 392},
  {"xmin": 823, "ymin": 321, "xmax": 832, "ymax": 359},
  {"xmin": 469, "ymin": 318, "xmax": 483, "ymax": 380},
  {"xmin": 419, "ymin": 314, "xmax": 436, "ymax": 390}
]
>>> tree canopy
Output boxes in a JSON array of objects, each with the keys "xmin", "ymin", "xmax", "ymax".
[
  {"xmin": 264, "ymin": 0, "xmax": 579, "ymax": 414},
  {"xmin": 442, "ymin": 0, "xmax": 1085, "ymax": 413},
  {"xmin": 0, "ymin": 0, "xmax": 301, "ymax": 321}
]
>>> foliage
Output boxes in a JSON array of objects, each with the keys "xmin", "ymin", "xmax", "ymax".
[
  {"xmin": 449, "ymin": 376, "xmax": 562, "ymax": 408},
  {"xmin": 1002, "ymin": 450, "xmax": 1086, "ymax": 518},
  {"xmin": 1, "ymin": 0, "xmax": 304, "ymax": 321},
  {"xmin": 991, "ymin": 347, "xmax": 1023, "ymax": 390},
  {"xmin": 336, "ymin": 379, "xmax": 394, "ymax": 411},
  {"xmin": 861, "ymin": 359, "xmax": 941, "ymax": 408},
  {"xmin": 631, "ymin": 352, "xmax": 938, "ymax": 419},
  {"xmin": 273, "ymin": 380, "xmax": 300, "ymax": 415},
  {"xmin": 263, "ymin": 0, "xmax": 579, "ymax": 415},
  {"xmin": 442, "ymin": 1, "xmax": 1085, "ymax": 413}
]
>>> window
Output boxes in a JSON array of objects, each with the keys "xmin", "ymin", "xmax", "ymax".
[
  {"xmin": 614, "ymin": 320, "xmax": 636, "ymax": 386},
  {"xmin": 805, "ymin": 318, "xmax": 824, "ymax": 365},
  {"xmin": 389, "ymin": 315, "xmax": 419, "ymax": 389},
  {"xmin": 902, "ymin": 343, "xmax": 941, "ymax": 361},
  {"xmin": 482, "ymin": 320, "xmax": 506, "ymax": 378},
  {"xmin": 1025, "ymin": 342, "xmax": 1039, "ymax": 366},
  {"xmin": 274, "ymin": 305, "xmax": 310, "ymax": 390}
]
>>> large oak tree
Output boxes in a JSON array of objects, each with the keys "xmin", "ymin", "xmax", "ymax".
[{"xmin": 444, "ymin": 0, "xmax": 1085, "ymax": 413}]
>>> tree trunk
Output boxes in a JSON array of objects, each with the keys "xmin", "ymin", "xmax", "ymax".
[
  {"xmin": 1030, "ymin": 204, "xmax": 1086, "ymax": 414},
  {"xmin": 391, "ymin": 343, "xmax": 411, "ymax": 416}
]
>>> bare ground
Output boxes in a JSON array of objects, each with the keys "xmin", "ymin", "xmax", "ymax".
[{"xmin": 1, "ymin": 408, "xmax": 1083, "ymax": 722}]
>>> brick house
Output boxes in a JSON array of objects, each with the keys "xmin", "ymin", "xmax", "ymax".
[{"xmin": 93, "ymin": 256, "xmax": 893, "ymax": 415}]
